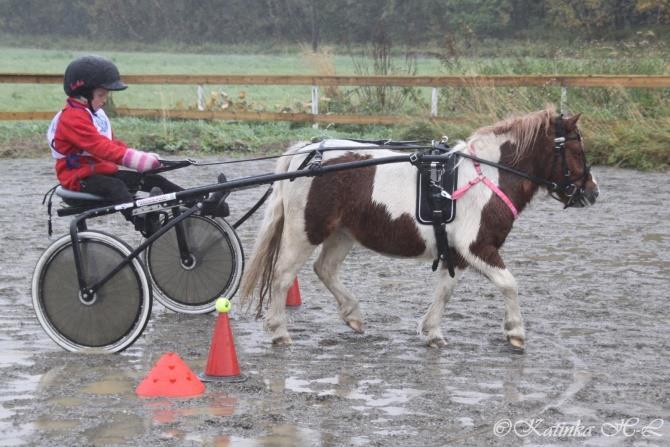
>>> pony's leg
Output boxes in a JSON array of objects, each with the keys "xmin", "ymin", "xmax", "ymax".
[
  {"xmin": 418, "ymin": 268, "xmax": 462, "ymax": 348},
  {"xmin": 313, "ymin": 231, "xmax": 364, "ymax": 333},
  {"xmin": 265, "ymin": 230, "xmax": 316, "ymax": 346},
  {"xmin": 462, "ymin": 249, "xmax": 525, "ymax": 349},
  {"xmin": 490, "ymin": 268, "xmax": 525, "ymax": 349}
]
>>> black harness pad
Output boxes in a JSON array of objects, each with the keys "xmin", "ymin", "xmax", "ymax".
[{"xmin": 416, "ymin": 153, "xmax": 459, "ymax": 225}]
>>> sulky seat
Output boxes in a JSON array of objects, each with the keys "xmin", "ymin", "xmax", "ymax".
[{"xmin": 55, "ymin": 185, "xmax": 106, "ymax": 203}]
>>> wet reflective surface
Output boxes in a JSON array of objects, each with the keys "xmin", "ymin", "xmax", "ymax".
[{"xmin": 1, "ymin": 158, "xmax": 669, "ymax": 446}]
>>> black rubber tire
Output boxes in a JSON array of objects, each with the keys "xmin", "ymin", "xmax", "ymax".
[
  {"xmin": 32, "ymin": 231, "xmax": 152, "ymax": 353},
  {"xmin": 145, "ymin": 216, "xmax": 244, "ymax": 314}
]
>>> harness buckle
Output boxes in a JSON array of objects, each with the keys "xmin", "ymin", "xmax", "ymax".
[{"xmin": 308, "ymin": 150, "xmax": 323, "ymax": 169}]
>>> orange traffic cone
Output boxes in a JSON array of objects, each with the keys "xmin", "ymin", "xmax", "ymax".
[
  {"xmin": 136, "ymin": 352, "xmax": 205, "ymax": 397},
  {"xmin": 200, "ymin": 298, "xmax": 246, "ymax": 383},
  {"xmin": 286, "ymin": 277, "xmax": 302, "ymax": 307}
]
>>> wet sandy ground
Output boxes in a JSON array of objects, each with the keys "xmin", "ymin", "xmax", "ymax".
[{"xmin": 0, "ymin": 157, "xmax": 669, "ymax": 446}]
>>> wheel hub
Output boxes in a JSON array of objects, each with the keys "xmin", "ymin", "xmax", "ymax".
[
  {"xmin": 79, "ymin": 289, "xmax": 98, "ymax": 305},
  {"xmin": 180, "ymin": 254, "xmax": 197, "ymax": 270}
]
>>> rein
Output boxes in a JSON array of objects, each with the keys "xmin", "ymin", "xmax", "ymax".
[
  {"xmin": 165, "ymin": 140, "xmax": 435, "ymax": 168},
  {"xmin": 448, "ymin": 151, "xmax": 558, "ymax": 191},
  {"xmin": 150, "ymin": 115, "xmax": 587, "ymax": 206}
]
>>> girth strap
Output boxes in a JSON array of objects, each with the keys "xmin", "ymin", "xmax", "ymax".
[{"xmin": 431, "ymin": 217, "xmax": 455, "ymax": 277}]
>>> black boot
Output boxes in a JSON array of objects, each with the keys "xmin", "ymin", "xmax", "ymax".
[
  {"xmin": 140, "ymin": 187, "xmax": 164, "ymax": 237},
  {"xmin": 201, "ymin": 173, "xmax": 230, "ymax": 218}
]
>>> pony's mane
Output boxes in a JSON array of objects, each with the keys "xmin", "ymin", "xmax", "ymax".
[{"xmin": 473, "ymin": 106, "xmax": 556, "ymax": 163}]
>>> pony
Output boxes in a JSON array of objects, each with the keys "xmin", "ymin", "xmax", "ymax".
[{"xmin": 240, "ymin": 107, "xmax": 599, "ymax": 349}]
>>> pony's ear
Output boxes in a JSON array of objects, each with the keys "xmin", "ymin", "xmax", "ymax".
[{"xmin": 564, "ymin": 113, "xmax": 582, "ymax": 131}]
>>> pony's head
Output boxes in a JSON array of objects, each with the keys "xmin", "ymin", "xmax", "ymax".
[
  {"xmin": 475, "ymin": 108, "xmax": 599, "ymax": 208},
  {"xmin": 546, "ymin": 113, "xmax": 599, "ymax": 208}
]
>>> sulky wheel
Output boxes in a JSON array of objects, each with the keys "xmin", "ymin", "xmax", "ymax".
[
  {"xmin": 144, "ymin": 215, "xmax": 244, "ymax": 314},
  {"xmin": 32, "ymin": 231, "xmax": 152, "ymax": 353}
]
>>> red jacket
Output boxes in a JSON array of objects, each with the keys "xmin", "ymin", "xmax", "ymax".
[{"xmin": 49, "ymin": 99, "xmax": 128, "ymax": 190}]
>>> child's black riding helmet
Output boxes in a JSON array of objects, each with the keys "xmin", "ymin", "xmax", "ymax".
[{"xmin": 64, "ymin": 55, "xmax": 127, "ymax": 98}]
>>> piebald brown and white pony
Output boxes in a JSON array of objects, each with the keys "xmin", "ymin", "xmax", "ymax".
[{"xmin": 240, "ymin": 108, "xmax": 599, "ymax": 349}]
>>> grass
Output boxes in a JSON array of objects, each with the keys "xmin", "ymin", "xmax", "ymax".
[{"xmin": 1, "ymin": 42, "xmax": 669, "ymax": 170}]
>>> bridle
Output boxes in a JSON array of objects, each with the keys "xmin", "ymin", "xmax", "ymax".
[
  {"xmin": 548, "ymin": 114, "xmax": 591, "ymax": 208},
  {"xmin": 446, "ymin": 114, "xmax": 591, "ymax": 209}
]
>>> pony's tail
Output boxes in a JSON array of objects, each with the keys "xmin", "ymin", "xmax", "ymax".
[{"xmin": 239, "ymin": 144, "xmax": 300, "ymax": 317}]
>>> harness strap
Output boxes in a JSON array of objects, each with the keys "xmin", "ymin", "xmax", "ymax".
[
  {"xmin": 432, "ymin": 219, "xmax": 455, "ymax": 277},
  {"xmin": 41, "ymin": 184, "xmax": 59, "ymax": 237},
  {"xmin": 416, "ymin": 148, "xmax": 457, "ymax": 277},
  {"xmin": 291, "ymin": 141, "xmax": 325, "ymax": 181},
  {"xmin": 451, "ymin": 143, "xmax": 519, "ymax": 219}
]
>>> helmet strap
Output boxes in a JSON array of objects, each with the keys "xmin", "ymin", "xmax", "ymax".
[{"xmin": 82, "ymin": 90, "xmax": 96, "ymax": 114}]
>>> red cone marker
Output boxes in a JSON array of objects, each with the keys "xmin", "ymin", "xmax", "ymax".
[
  {"xmin": 286, "ymin": 277, "xmax": 302, "ymax": 307},
  {"xmin": 200, "ymin": 298, "xmax": 246, "ymax": 383},
  {"xmin": 136, "ymin": 352, "xmax": 205, "ymax": 397}
]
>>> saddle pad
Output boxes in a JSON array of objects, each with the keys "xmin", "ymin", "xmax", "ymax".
[{"xmin": 416, "ymin": 154, "xmax": 459, "ymax": 225}]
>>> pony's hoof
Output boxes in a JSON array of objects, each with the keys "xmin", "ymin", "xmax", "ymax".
[
  {"xmin": 347, "ymin": 320, "xmax": 364, "ymax": 334},
  {"xmin": 427, "ymin": 337, "xmax": 447, "ymax": 348},
  {"xmin": 508, "ymin": 336, "xmax": 525, "ymax": 350},
  {"xmin": 272, "ymin": 336, "xmax": 293, "ymax": 346}
]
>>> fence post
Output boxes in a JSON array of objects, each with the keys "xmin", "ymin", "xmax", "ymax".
[
  {"xmin": 311, "ymin": 85, "xmax": 319, "ymax": 129},
  {"xmin": 431, "ymin": 87, "xmax": 439, "ymax": 117},
  {"xmin": 560, "ymin": 85, "xmax": 568, "ymax": 114},
  {"xmin": 197, "ymin": 85, "xmax": 205, "ymax": 111}
]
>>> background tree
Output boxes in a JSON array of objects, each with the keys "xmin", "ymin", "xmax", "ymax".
[{"xmin": 1, "ymin": 0, "xmax": 667, "ymax": 46}]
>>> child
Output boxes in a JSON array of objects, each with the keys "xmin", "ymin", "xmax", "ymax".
[
  {"xmin": 48, "ymin": 55, "xmax": 183, "ymax": 201},
  {"xmin": 47, "ymin": 55, "xmax": 183, "ymax": 235}
]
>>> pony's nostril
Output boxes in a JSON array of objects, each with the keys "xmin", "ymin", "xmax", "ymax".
[{"xmin": 587, "ymin": 188, "xmax": 599, "ymax": 202}]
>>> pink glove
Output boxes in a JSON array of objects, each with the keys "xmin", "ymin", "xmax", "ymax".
[{"xmin": 121, "ymin": 148, "xmax": 160, "ymax": 172}]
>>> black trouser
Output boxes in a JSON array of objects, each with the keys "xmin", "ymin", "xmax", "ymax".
[{"xmin": 79, "ymin": 171, "xmax": 183, "ymax": 203}]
